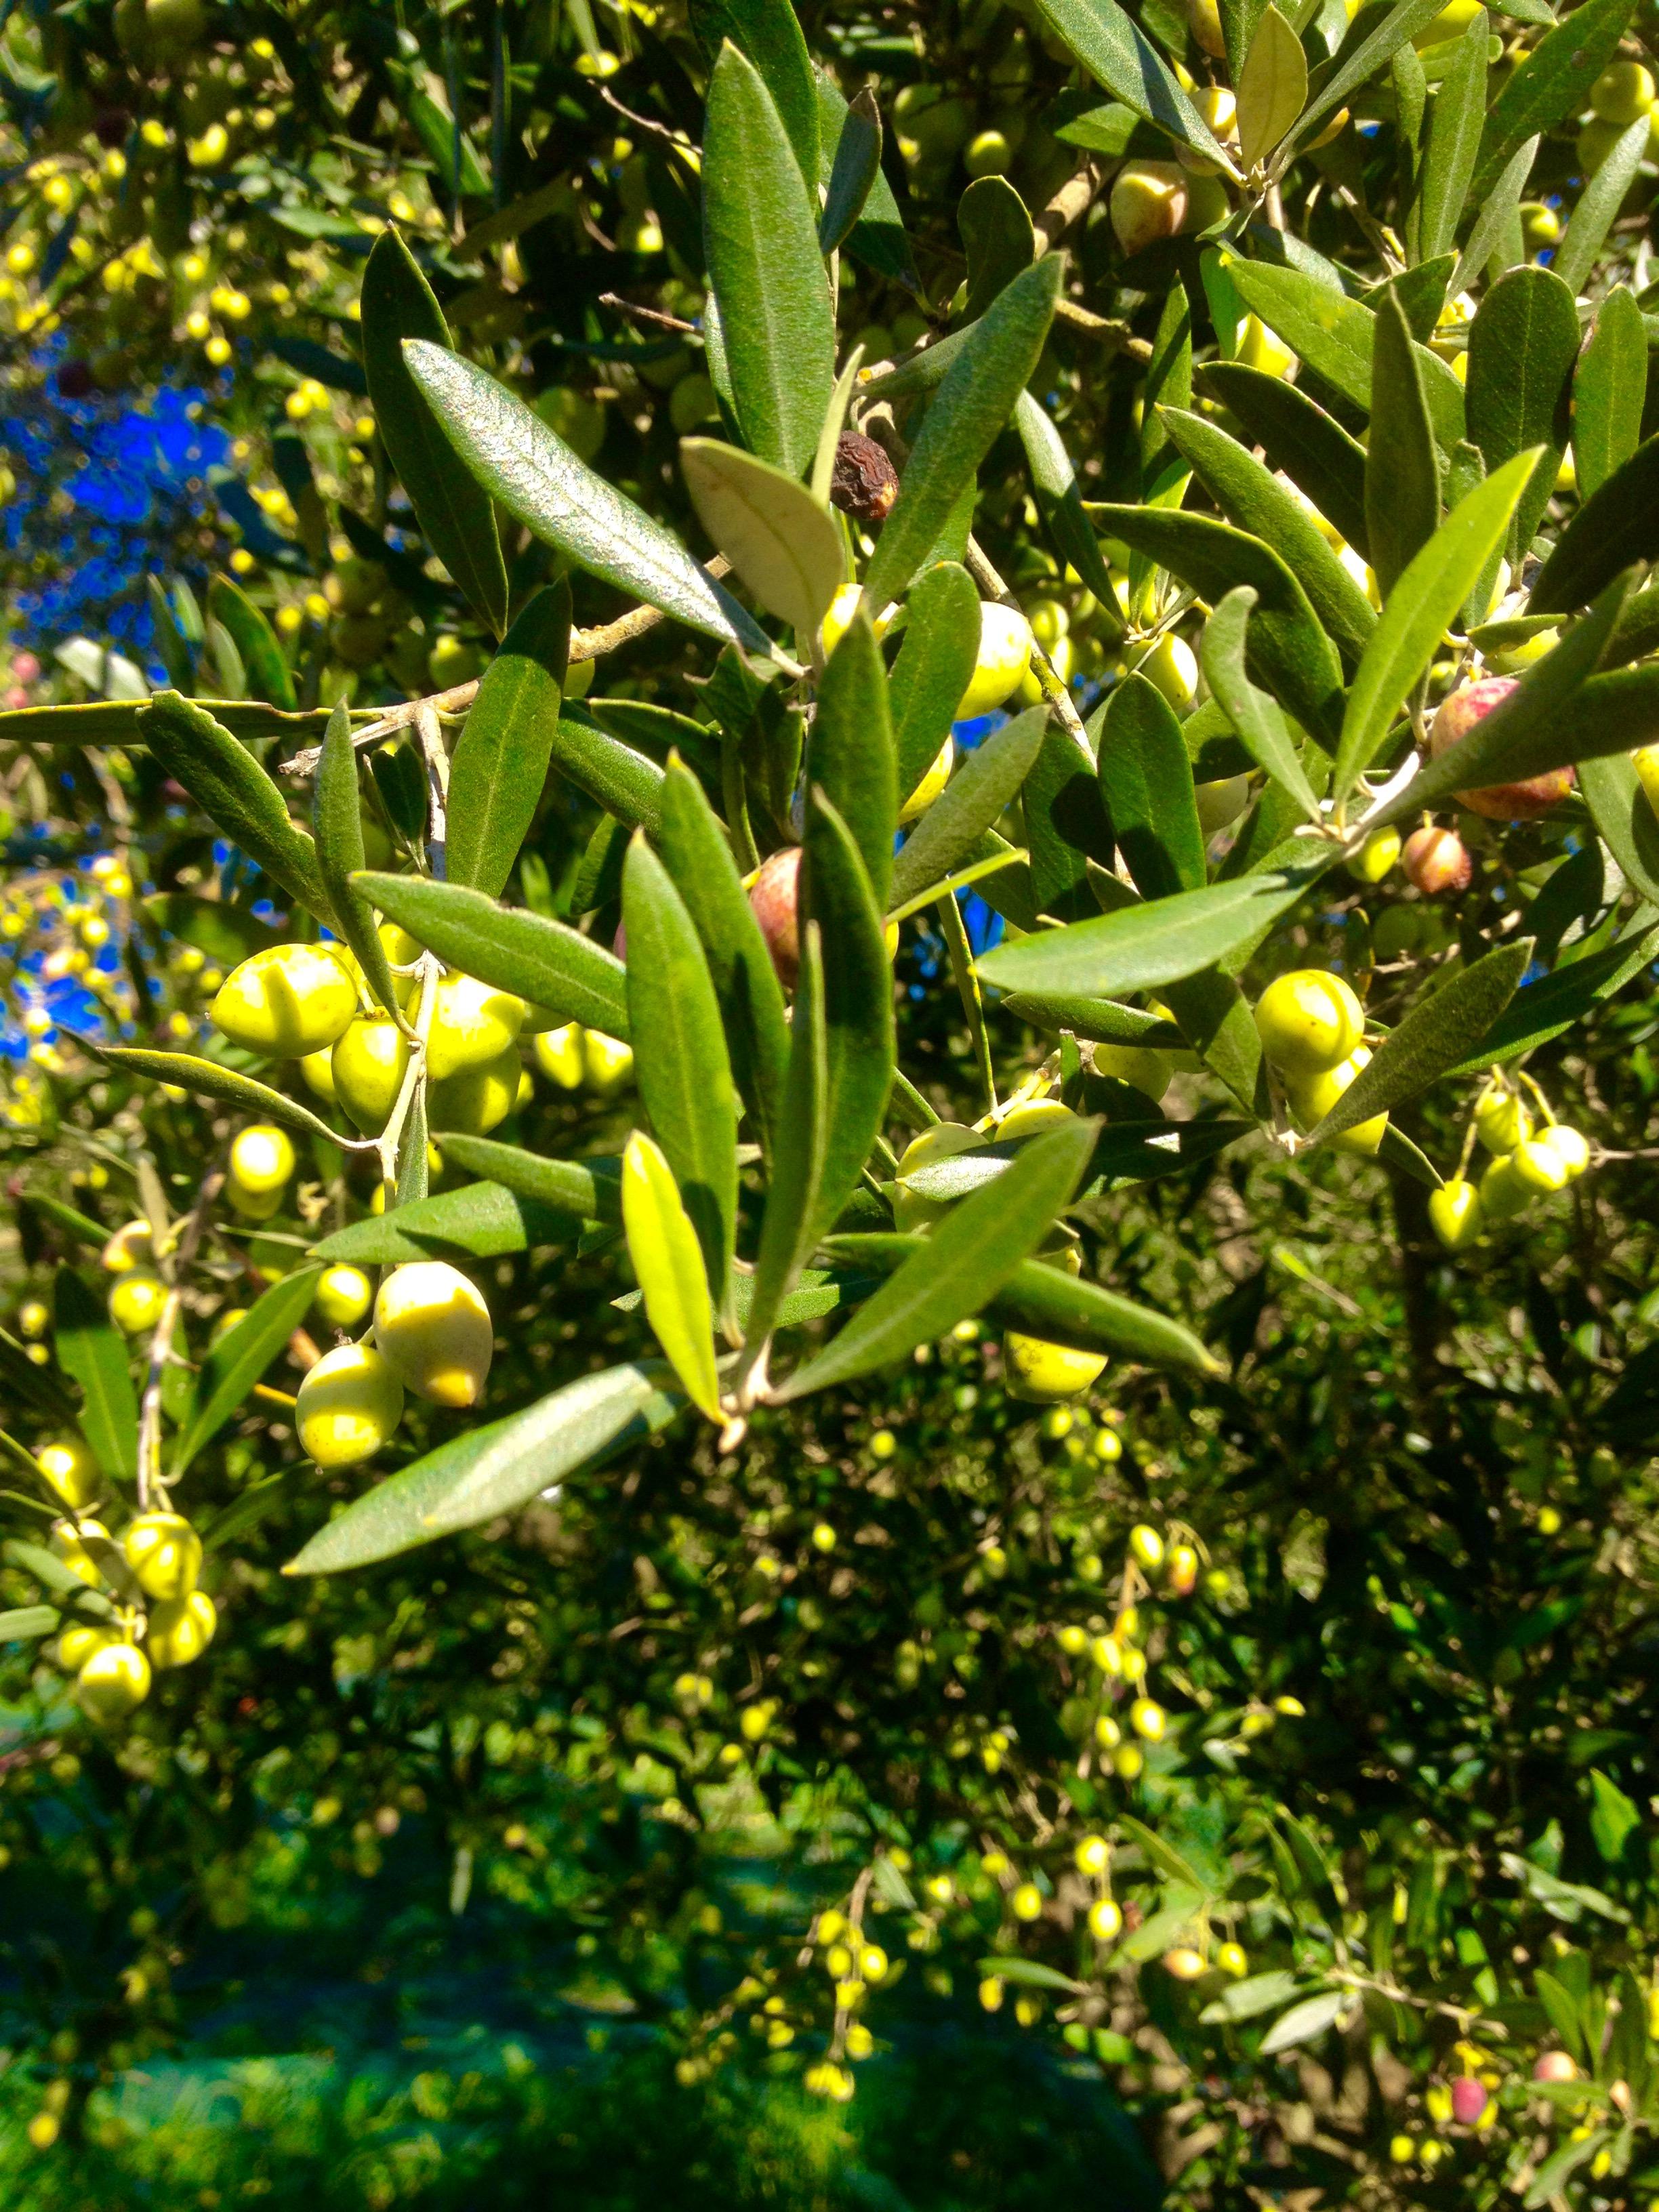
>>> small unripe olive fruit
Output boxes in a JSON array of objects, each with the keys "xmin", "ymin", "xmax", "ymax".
[
  {"xmin": 1534, "ymin": 2051, "xmax": 1578, "ymax": 2083},
  {"xmin": 1511, "ymin": 1134, "xmax": 1572, "ymax": 1194},
  {"xmin": 1538, "ymin": 1124, "xmax": 1589, "ymax": 1181},
  {"xmin": 211, "ymin": 943, "xmax": 356, "ymax": 1058},
  {"xmin": 1474, "ymin": 1086, "xmax": 1530, "ymax": 1155},
  {"xmin": 1350, "ymin": 826, "xmax": 1401, "ymax": 883},
  {"xmin": 899, "ymin": 735, "xmax": 954, "ymax": 823},
  {"xmin": 1429, "ymin": 1177, "xmax": 1483, "ymax": 1251},
  {"xmin": 583, "ymin": 1029, "xmax": 634, "ymax": 1094},
  {"xmin": 295, "ymin": 1341, "xmax": 405, "ymax": 1469},
  {"xmin": 426, "ymin": 973, "xmax": 525, "ymax": 1082},
  {"xmin": 1591, "ymin": 59, "xmax": 1655, "ymax": 123},
  {"xmin": 52, "ymin": 1517, "xmax": 110, "ymax": 1586},
  {"xmin": 1254, "ymin": 969, "xmax": 1364, "ymax": 1078},
  {"xmin": 123, "ymin": 1511, "xmax": 202, "ymax": 1600},
  {"xmin": 58, "ymin": 1621, "xmax": 120, "ymax": 1673},
  {"xmin": 1215, "ymin": 1941, "xmax": 1248, "ymax": 1977},
  {"xmin": 1003, "ymin": 1332, "xmax": 1107, "ymax": 1401},
  {"xmin": 1130, "ymin": 1696, "xmax": 1166, "ymax": 1741},
  {"xmin": 427, "ymin": 1042, "xmax": 522, "ymax": 1134},
  {"xmin": 533, "ymin": 1022, "xmax": 586, "ymax": 1089},
  {"xmin": 110, "ymin": 1270, "xmax": 167, "ymax": 1334},
  {"xmin": 77, "ymin": 1640, "xmax": 151, "ymax": 1722},
  {"xmin": 749, "ymin": 847, "xmax": 802, "ymax": 989},
  {"xmin": 1168, "ymin": 1543, "xmax": 1200, "ymax": 1595},
  {"xmin": 1110, "ymin": 161, "xmax": 1187, "ymax": 256},
  {"xmin": 1163, "ymin": 1946, "xmax": 1206, "ymax": 1980},
  {"xmin": 331, "ymin": 1015, "xmax": 411, "ymax": 1134},
  {"xmin": 226, "ymin": 1178, "xmax": 283, "ymax": 1222},
  {"xmin": 1403, "ymin": 824, "xmax": 1472, "ymax": 897},
  {"xmin": 101, "ymin": 1218, "xmax": 155, "ymax": 1273},
  {"xmin": 148, "ymin": 1589, "xmax": 218, "ymax": 1668},
  {"xmin": 314, "ymin": 1263, "xmax": 373, "ymax": 1331},
  {"xmin": 1129, "ymin": 1523, "xmax": 1164, "ymax": 1570},
  {"xmin": 37, "ymin": 1439, "xmax": 98, "ymax": 1510},
  {"xmin": 957, "ymin": 602, "xmax": 1032, "ymax": 718},
  {"xmin": 1427, "ymin": 677, "xmax": 1574, "ymax": 819},
  {"xmin": 1288, "ymin": 1045, "xmax": 1387, "ymax": 1155},
  {"xmin": 1479, "ymin": 1151, "xmax": 1530, "ymax": 1223},
  {"xmin": 299, "ymin": 1046, "xmax": 338, "ymax": 1103},
  {"xmin": 374, "ymin": 1261, "xmax": 493, "ymax": 1408},
  {"xmin": 1091, "ymin": 1043, "xmax": 1173, "ymax": 1101}
]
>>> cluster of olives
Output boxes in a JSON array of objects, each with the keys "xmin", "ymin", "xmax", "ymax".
[
  {"xmin": 1429, "ymin": 1079, "xmax": 1589, "ymax": 1251},
  {"xmin": 37, "ymin": 1465, "xmax": 215, "ymax": 1722},
  {"xmin": 1254, "ymin": 967, "xmax": 1385, "ymax": 1155},
  {"xmin": 295, "ymin": 1260, "xmax": 493, "ymax": 1467}
]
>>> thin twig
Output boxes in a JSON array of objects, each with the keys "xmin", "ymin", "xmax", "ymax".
[
  {"xmin": 598, "ymin": 291, "xmax": 697, "ymax": 336},
  {"xmin": 964, "ymin": 535, "xmax": 1092, "ymax": 762}
]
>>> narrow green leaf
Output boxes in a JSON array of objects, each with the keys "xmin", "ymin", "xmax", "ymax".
[
  {"xmin": 655, "ymin": 758, "xmax": 790, "ymax": 1166},
  {"xmin": 1469, "ymin": 0, "xmax": 1635, "ymax": 203},
  {"xmin": 623, "ymin": 836, "xmax": 738, "ymax": 1299},
  {"xmin": 83, "ymin": 1043, "xmax": 344, "ymax": 1147},
  {"xmin": 422, "ymin": 1137, "xmax": 622, "ymax": 1222},
  {"xmin": 1162, "ymin": 968, "xmax": 1271, "ymax": 1120},
  {"xmin": 621, "ymin": 1132, "xmax": 722, "ymax": 1420},
  {"xmin": 889, "ymin": 560, "xmax": 983, "ymax": 800},
  {"xmin": 1259, "ymin": 1990, "xmax": 1350, "ymax": 2055},
  {"xmin": 1200, "ymin": 590, "xmax": 1322, "ymax": 821},
  {"xmin": 402, "ymin": 340, "xmax": 770, "ymax": 655},
  {"xmin": 1000, "ymin": 994, "xmax": 1184, "ymax": 1047},
  {"xmin": 1158, "ymin": 406, "xmax": 1374, "ymax": 660},
  {"xmin": 1580, "ymin": 752, "xmax": 1659, "ymax": 909},
  {"xmin": 776, "ymin": 1118, "xmax": 1097, "ymax": 1400},
  {"xmin": 1023, "ymin": 724, "xmax": 1116, "ymax": 919},
  {"xmin": 1308, "ymin": 940, "xmax": 1530, "ymax": 1146},
  {"xmin": 1574, "ymin": 288, "xmax": 1647, "ymax": 505},
  {"xmin": 744, "ymin": 923, "xmax": 829, "ymax": 1355},
  {"xmin": 1366, "ymin": 287, "xmax": 1439, "ymax": 600},
  {"xmin": 1552, "ymin": 117, "xmax": 1646, "ymax": 297},
  {"xmin": 446, "ymin": 582, "xmax": 570, "ymax": 898},
  {"xmin": 1194, "ymin": 361, "xmax": 1370, "ymax": 557},
  {"xmin": 820, "ymin": 85, "xmax": 882, "ymax": 255},
  {"xmin": 1029, "ymin": 0, "xmax": 1240, "ymax": 170},
  {"xmin": 689, "ymin": 0, "xmax": 820, "ymax": 185},
  {"xmin": 1098, "ymin": 675, "xmax": 1207, "ymax": 897},
  {"xmin": 813, "ymin": 68, "xmax": 915, "ymax": 288},
  {"xmin": 1219, "ymin": 0, "xmax": 1268, "ymax": 76},
  {"xmin": 802, "ymin": 788, "xmax": 895, "ymax": 1244},
  {"xmin": 1332, "ymin": 447, "xmax": 1537, "ymax": 802},
  {"xmin": 1279, "ymin": 0, "xmax": 1450, "ymax": 159},
  {"xmin": 808, "ymin": 603, "xmax": 898, "ymax": 914},
  {"xmin": 680, "ymin": 438, "xmax": 844, "ymax": 638},
  {"xmin": 1444, "ymin": 916, "xmax": 1659, "ymax": 1074},
  {"xmin": 358, "ymin": 872, "xmax": 630, "ymax": 1039},
  {"xmin": 548, "ymin": 708, "xmax": 665, "ymax": 832},
  {"xmin": 1237, "ymin": 5, "xmax": 1307, "ymax": 168},
  {"xmin": 361, "ymin": 229, "xmax": 508, "ymax": 637},
  {"xmin": 888, "ymin": 708, "xmax": 1047, "ymax": 914},
  {"xmin": 314, "ymin": 1182, "xmax": 590, "ymax": 1265},
  {"xmin": 173, "ymin": 1267, "xmax": 323, "ymax": 1474},
  {"xmin": 1465, "ymin": 266, "xmax": 1577, "ymax": 563},
  {"xmin": 1014, "ymin": 392, "xmax": 1124, "ymax": 638},
  {"xmin": 0, "ymin": 1607, "xmax": 60, "ymax": 1642},
  {"xmin": 1416, "ymin": 9, "xmax": 1488, "ymax": 261},
  {"xmin": 977, "ymin": 869, "xmax": 1321, "ymax": 998},
  {"xmin": 1200, "ymin": 1971, "xmax": 1310, "ymax": 2025},
  {"xmin": 960, "ymin": 175, "xmax": 1036, "ymax": 323},
  {"xmin": 988, "ymin": 1254, "xmax": 1223, "ymax": 1374},
  {"xmin": 1530, "ymin": 441, "xmax": 1659, "ymax": 617},
  {"xmin": 1449, "ymin": 134, "xmax": 1538, "ymax": 297},
  {"xmin": 863, "ymin": 256, "xmax": 1063, "ymax": 609},
  {"xmin": 207, "ymin": 573, "xmax": 295, "ymax": 710},
  {"xmin": 703, "ymin": 41, "xmax": 835, "ymax": 478},
  {"xmin": 1374, "ymin": 569, "xmax": 1634, "ymax": 822},
  {"xmin": 315, "ymin": 703, "xmax": 401, "ymax": 1022},
  {"xmin": 1087, "ymin": 504, "xmax": 1345, "ymax": 744},
  {"xmin": 54, "ymin": 1266, "xmax": 138, "ymax": 1483},
  {"xmin": 285, "ymin": 1360, "xmax": 684, "ymax": 1572},
  {"xmin": 138, "ymin": 692, "xmax": 332, "ymax": 927}
]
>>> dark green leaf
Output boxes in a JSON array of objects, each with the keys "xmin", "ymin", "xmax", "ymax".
[
  {"xmin": 447, "ymin": 582, "xmax": 570, "ymax": 898},
  {"xmin": 1416, "ymin": 9, "xmax": 1488, "ymax": 262},
  {"xmin": 802, "ymin": 788, "xmax": 895, "ymax": 1245},
  {"xmin": 1580, "ymin": 752, "xmax": 1659, "ymax": 909},
  {"xmin": 1308, "ymin": 939, "xmax": 1530, "ymax": 1145},
  {"xmin": 548, "ymin": 708, "xmax": 666, "ymax": 832},
  {"xmin": 703, "ymin": 41, "xmax": 835, "ymax": 478},
  {"xmin": 1157, "ymin": 407, "xmax": 1375, "ymax": 661},
  {"xmin": 138, "ymin": 692, "xmax": 333, "ymax": 927},
  {"xmin": 1086, "ymin": 504, "xmax": 1345, "ymax": 744},
  {"xmin": 813, "ymin": 68, "xmax": 915, "ymax": 287},
  {"xmin": 1022, "ymin": 724, "xmax": 1116, "ymax": 918},
  {"xmin": 1029, "ymin": 0, "xmax": 1240, "ymax": 169},
  {"xmin": 19, "ymin": 1192, "xmax": 111, "ymax": 1251},
  {"xmin": 1332, "ymin": 449, "xmax": 1536, "ymax": 801},
  {"xmin": 623, "ymin": 836, "xmax": 738, "ymax": 1300},
  {"xmin": 286, "ymin": 1361, "xmax": 684, "ymax": 1572},
  {"xmin": 1450, "ymin": 134, "xmax": 1538, "ymax": 295},
  {"xmin": 1469, "ymin": 0, "xmax": 1635, "ymax": 203},
  {"xmin": 173, "ymin": 1267, "xmax": 323, "ymax": 1474},
  {"xmin": 1097, "ymin": 675, "xmax": 1207, "ymax": 898},
  {"xmin": 423, "ymin": 1136, "xmax": 621, "ymax": 1221},
  {"xmin": 361, "ymin": 230, "xmax": 508, "ymax": 637},
  {"xmin": 808, "ymin": 603, "xmax": 898, "ymax": 913},
  {"xmin": 1194, "ymin": 363, "xmax": 1370, "ymax": 557},
  {"xmin": 655, "ymin": 758, "xmax": 790, "ymax": 1166},
  {"xmin": 1530, "ymin": 441, "xmax": 1659, "ymax": 617},
  {"xmin": 1366, "ymin": 287, "xmax": 1439, "ymax": 600},
  {"xmin": 357, "ymin": 872, "xmax": 630, "ymax": 1038},
  {"xmin": 978, "ymin": 868, "xmax": 1321, "ymax": 998},
  {"xmin": 1445, "ymin": 917, "xmax": 1659, "ymax": 1075},
  {"xmin": 1573, "ymin": 288, "xmax": 1647, "ymax": 504},
  {"xmin": 863, "ymin": 257, "xmax": 1063, "ymax": 609},
  {"xmin": 745, "ymin": 923, "xmax": 830, "ymax": 1354},
  {"xmin": 403, "ymin": 341, "xmax": 770, "ymax": 655},
  {"xmin": 820, "ymin": 85, "xmax": 882, "ymax": 255},
  {"xmin": 1000, "ymin": 993, "xmax": 1185, "ymax": 1046},
  {"xmin": 960, "ymin": 176, "xmax": 1036, "ymax": 323},
  {"xmin": 1281, "ymin": 0, "xmax": 1450, "ymax": 158},
  {"xmin": 1200, "ymin": 590, "xmax": 1322, "ymax": 820},
  {"xmin": 315, "ymin": 702, "xmax": 401, "ymax": 1022},
  {"xmin": 989, "ymin": 1254, "xmax": 1223, "ymax": 1374},
  {"xmin": 207, "ymin": 573, "xmax": 295, "ymax": 710},
  {"xmin": 777, "ymin": 1118, "xmax": 1097, "ymax": 1399},
  {"xmin": 83, "ymin": 1044, "xmax": 344, "ymax": 1147},
  {"xmin": 315, "ymin": 1181, "xmax": 590, "ymax": 1265},
  {"xmin": 889, "ymin": 708, "xmax": 1047, "ymax": 913},
  {"xmin": 1162, "ymin": 968, "xmax": 1271, "ymax": 1118},
  {"xmin": 1465, "ymin": 266, "xmax": 1577, "ymax": 564},
  {"xmin": 1014, "ymin": 393, "xmax": 1124, "ymax": 638},
  {"xmin": 680, "ymin": 438, "xmax": 844, "ymax": 638},
  {"xmin": 889, "ymin": 560, "xmax": 983, "ymax": 799},
  {"xmin": 1553, "ymin": 117, "xmax": 1646, "ymax": 297},
  {"xmin": 690, "ymin": 0, "xmax": 820, "ymax": 184},
  {"xmin": 54, "ymin": 1266, "xmax": 138, "ymax": 1483}
]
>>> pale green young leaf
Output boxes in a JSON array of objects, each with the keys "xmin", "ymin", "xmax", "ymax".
[
  {"xmin": 680, "ymin": 438, "xmax": 844, "ymax": 641},
  {"xmin": 83, "ymin": 1044, "xmax": 346, "ymax": 1147},
  {"xmin": 621, "ymin": 1132, "xmax": 723, "ymax": 1422},
  {"xmin": 314, "ymin": 702, "xmax": 401, "ymax": 1023},
  {"xmin": 1237, "ymin": 5, "xmax": 1307, "ymax": 169}
]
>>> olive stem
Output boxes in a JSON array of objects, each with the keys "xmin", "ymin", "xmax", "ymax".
[
  {"xmin": 377, "ymin": 955, "xmax": 441, "ymax": 1195},
  {"xmin": 964, "ymin": 535, "xmax": 1092, "ymax": 763}
]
